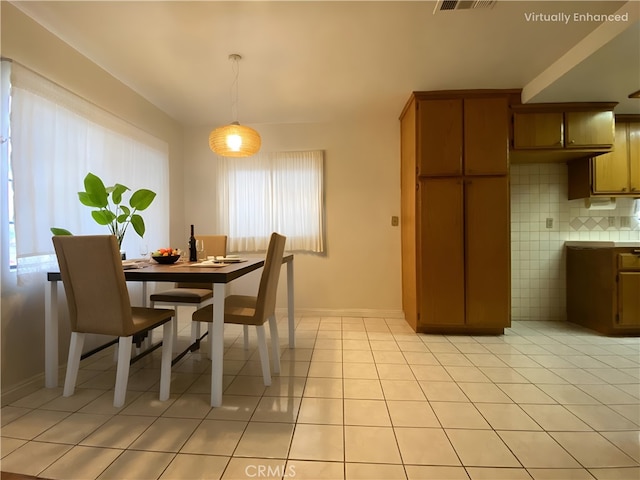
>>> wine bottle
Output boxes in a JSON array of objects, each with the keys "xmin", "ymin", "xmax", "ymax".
[{"xmin": 189, "ymin": 224, "xmax": 197, "ymax": 262}]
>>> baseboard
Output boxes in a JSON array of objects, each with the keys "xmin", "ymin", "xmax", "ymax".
[
  {"xmin": 1, "ymin": 371, "xmax": 53, "ymax": 407},
  {"xmin": 277, "ymin": 307, "xmax": 405, "ymax": 319}
]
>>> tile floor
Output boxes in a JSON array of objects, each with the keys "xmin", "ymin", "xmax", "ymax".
[{"xmin": 1, "ymin": 317, "xmax": 639, "ymax": 480}]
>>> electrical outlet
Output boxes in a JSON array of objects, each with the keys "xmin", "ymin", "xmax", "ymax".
[
  {"xmin": 391, "ymin": 216, "xmax": 399, "ymax": 227},
  {"xmin": 545, "ymin": 218, "xmax": 553, "ymax": 229}
]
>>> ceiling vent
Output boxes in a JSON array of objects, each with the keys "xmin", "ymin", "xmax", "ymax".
[{"xmin": 434, "ymin": 0, "xmax": 496, "ymax": 13}]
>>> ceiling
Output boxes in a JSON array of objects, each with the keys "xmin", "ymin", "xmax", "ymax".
[{"xmin": 10, "ymin": 1, "xmax": 640, "ymax": 128}]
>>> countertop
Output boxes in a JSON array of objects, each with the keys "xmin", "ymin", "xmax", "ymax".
[{"xmin": 565, "ymin": 241, "xmax": 640, "ymax": 248}]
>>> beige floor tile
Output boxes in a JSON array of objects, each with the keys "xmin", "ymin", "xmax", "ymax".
[
  {"xmin": 343, "ymin": 379, "xmax": 384, "ymax": 400},
  {"xmin": 39, "ymin": 388, "xmax": 108, "ymax": 413},
  {"xmin": 1, "ymin": 437, "xmax": 27, "ymax": 458},
  {"xmin": 519, "ymin": 404, "xmax": 592, "ymax": 431},
  {"xmin": 342, "ymin": 339, "xmax": 370, "ymax": 350},
  {"xmin": 1, "ymin": 406, "xmax": 32, "ymax": 427},
  {"xmin": 435, "ymin": 353, "xmax": 474, "ymax": 366},
  {"xmin": 550, "ymin": 432, "xmax": 638, "ymax": 468},
  {"xmin": 447, "ymin": 429, "xmax": 520, "ymax": 467},
  {"xmin": 395, "ymin": 427, "xmax": 460, "ymax": 466},
  {"xmin": 287, "ymin": 460, "xmax": 344, "ymax": 479},
  {"xmin": 495, "ymin": 354, "xmax": 542, "ymax": 368},
  {"xmin": 1, "ymin": 409, "xmax": 70, "ymax": 440},
  {"xmin": 444, "ymin": 366, "xmax": 492, "ymax": 383},
  {"xmin": 303, "ymin": 377, "xmax": 343, "ymax": 398},
  {"xmin": 8, "ymin": 387, "xmax": 64, "ymax": 409},
  {"xmin": 297, "ymin": 397, "xmax": 343, "ymax": 424},
  {"xmin": 372, "ymin": 351, "xmax": 408, "ymax": 364},
  {"xmin": 457, "ymin": 383, "xmax": 513, "ymax": 403},
  {"xmin": 550, "ymin": 369, "xmax": 607, "ymax": 385},
  {"xmin": 222, "ymin": 457, "xmax": 287, "ymax": 480},
  {"xmin": 431, "ymin": 402, "xmax": 490, "ymax": 429},
  {"xmin": 263, "ymin": 376, "xmax": 306, "ymax": 397},
  {"xmin": 477, "ymin": 367, "xmax": 530, "ymax": 383},
  {"xmin": 289, "ymin": 424, "xmax": 343, "ymax": 461},
  {"xmin": 527, "ymin": 468, "xmax": 595, "ymax": 480},
  {"xmin": 343, "ymin": 363, "xmax": 379, "ymax": 379},
  {"xmin": 386, "ymin": 400, "xmax": 440, "ymax": 427},
  {"xmin": 347, "ymin": 463, "xmax": 407, "ymax": 479},
  {"xmin": 251, "ymin": 395, "xmax": 301, "ymax": 423},
  {"xmin": 234, "ymin": 421, "xmax": 294, "ymax": 458},
  {"xmin": 35, "ymin": 412, "xmax": 112, "ymax": 444},
  {"xmin": 497, "ymin": 431, "xmax": 581, "ymax": 468},
  {"xmin": 224, "ymin": 376, "xmax": 268, "ymax": 396},
  {"xmin": 308, "ymin": 362, "xmax": 343, "ymax": 378},
  {"xmin": 40, "ymin": 445, "xmax": 122, "ymax": 480},
  {"xmin": 403, "ymin": 352, "xmax": 440, "ymax": 366},
  {"xmin": 380, "ymin": 380, "xmax": 426, "ymax": 401},
  {"xmin": 129, "ymin": 416, "xmax": 200, "ymax": 452},
  {"xmin": 465, "ymin": 354, "xmax": 508, "ymax": 368},
  {"xmin": 315, "ymin": 339, "xmax": 343, "ymax": 350},
  {"xmin": 342, "ymin": 350, "xmax": 375, "ymax": 363},
  {"xmin": 160, "ymin": 393, "xmax": 212, "ymax": 418},
  {"xmin": 466, "ymin": 467, "xmax": 532, "ymax": 479},
  {"xmin": 588, "ymin": 467, "xmax": 640, "ymax": 480},
  {"xmin": 180, "ymin": 419, "xmax": 246, "ymax": 455},
  {"xmin": 344, "ymin": 399, "xmax": 391, "ymax": 426},
  {"xmin": 376, "ymin": 363, "xmax": 415, "ymax": 380},
  {"xmin": 80, "ymin": 415, "xmax": 155, "ymax": 449},
  {"xmin": 475, "ymin": 403, "xmax": 542, "ymax": 431},
  {"xmin": 279, "ymin": 361, "xmax": 311, "ymax": 377},
  {"xmin": 411, "ymin": 365, "xmax": 453, "ymax": 381},
  {"xmin": 78, "ymin": 390, "xmax": 146, "ymax": 415},
  {"xmin": 425, "ymin": 342, "xmax": 460, "ymax": 353},
  {"xmin": 514, "ymin": 368, "xmax": 568, "ymax": 384},
  {"xmin": 1, "ymin": 441, "xmax": 72, "ymax": 477},
  {"xmin": 609, "ymin": 404, "xmax": 640, "ymax": 424},
  {"xmin": 576, "ymin": 384, "xmax": 639, "ymax": 405},
  {"xmin": 312, "ymin": 349, "xmax": 343, "ymax": 362},
  {"xmin": 97, "ymin": 449, "xmax": 174, "ymax": 479},
  {"xmin": 405, "ymin": 465, "xmax": 468, "ymax": 480},
  {"xmin": 564, "ymin": 405, "xmax": 639, "ymax": 431},
  {"xmin": 536, "ymin": 384, "xmax": 599, "ymax": 405},
  {"xmin": 420, "ymin": 381, "xmax": 468, "ymax": 402},
  {"xmin": 370, "ymin": 340, "xmax": 400, "ymax": 352},
  {"xmin": 344, "ymin": 425, "xmax": 401, "ymax": 463},
  {"xmin": 397, "ymin": 341, "xmax": 430, "ymax": 353},
  {"xmin": 496, "ymin": 384, "xmax": 556, "ymax": 404},
  {"xmin": 160, "ymin": 453, "xmax": 229, "ymax": 480},
  {"xmin": 206, "ymin": 395, "xmax": 260, "ymax": 421}
]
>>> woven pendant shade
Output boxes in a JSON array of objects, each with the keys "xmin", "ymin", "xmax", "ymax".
[{"xmin": 209, "ymin": 121, "xmax": 261, "ymax": 158}]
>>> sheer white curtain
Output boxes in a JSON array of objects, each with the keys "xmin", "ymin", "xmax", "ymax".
[
  {"xmin": 217, "ymin": 150, "xmax": 324, "ymax": 253},
  {"xmin": 9, "ymin": 63, "xmax": 169, "ymax": 282}
]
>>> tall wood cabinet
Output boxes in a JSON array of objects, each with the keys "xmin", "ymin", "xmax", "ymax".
[{"xmin": 400, "ymin": 90, "xmax": 516, "ymax": 334}]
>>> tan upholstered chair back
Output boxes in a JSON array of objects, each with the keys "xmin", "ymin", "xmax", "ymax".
[
  {"xmin": 253, "ymin": 232, "xmax": 287, "ymax": 324},
  {"xmin": 176, "ymin": 234, "xmax": 228, "ymax": 289},
  {"xmin": 53, "ymin": 235, "xmax": 134, "ymax": 336}
]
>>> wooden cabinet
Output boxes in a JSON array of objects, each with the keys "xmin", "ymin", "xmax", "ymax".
[
  {"xmin": 511, "ymin": 103, "xmax": 616, "ymax": 164},
  {"xmin": 567, "ymin": 116, "xmax": 640, "ymax": 199},
  {"xmin": 566, "ymin": 246, "xmax": 640, "ymax": 335},
  {"xmin": 400, "ymin": 90, "xmax": 516, "ymax": 334}
]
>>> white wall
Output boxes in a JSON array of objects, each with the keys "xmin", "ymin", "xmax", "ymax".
[
  {"xmin": 511, "ymin": 162, "xmax": 640, "ymax": 321},
  {"xmin": 182, "ymin": 120, "xmax": 404, "ymax": 316}
]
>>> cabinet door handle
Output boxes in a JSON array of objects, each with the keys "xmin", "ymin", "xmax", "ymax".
[
  {"xmin": 569, "ymin": 139, "xmax": 575, "ymax": 144},
  {"xmin": 631, "ymin": 187, "xmax": 637, "ymax": 192},
  {"xmin": 622, "ymin": 187, "xmax": 627, "ymax": 192}
]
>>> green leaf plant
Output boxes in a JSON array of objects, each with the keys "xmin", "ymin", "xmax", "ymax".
[{"xmin": 50, "ymin": 172, "xmax": 157, "ymax": 249}]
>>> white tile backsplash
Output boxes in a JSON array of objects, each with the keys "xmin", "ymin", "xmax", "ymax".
[{"xmin": 510, "ymin": 163, "xmax": 640, "ymax": 321}]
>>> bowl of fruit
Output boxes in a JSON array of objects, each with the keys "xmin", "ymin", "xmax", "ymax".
[{"xmin": 151, "ymin": 248, "xmax": 181, "ymax": 264}]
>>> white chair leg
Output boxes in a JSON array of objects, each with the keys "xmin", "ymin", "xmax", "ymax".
[
  {"xmin": 255, "ymin": 325, "xmax": 271, "ymax": 386},
  {"xmin": 114, "ymin": 336, "xmax": 133, "ymax": 408},
  {"xmin": 63, "ymin": 332, "xmax": 85, "ymax": 397},
  {"xmin": 173, "ymin": 307, "xmax": 180, "ymax": 350},
  {"xmin": 191, "ymin": 320, "xmax": 201, "ymax": 345},
  {"xmin": 268, "ymin": 315, "xmax": 281, "ymax": 375},
  {"xmin": 159, "ymin": 321, "xmax": 173, "ymax": 401},
  {"xmin": 243, "ymin": 325, "xmax": 249, "ymax": 350},
  {"xmin": 207, "ymin": 322, "xmax": 214, "ymax": 360}
]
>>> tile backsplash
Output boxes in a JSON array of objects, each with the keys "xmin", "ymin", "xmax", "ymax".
[{"xmin": 510, "ymin": 163, "xmax": 640, "ymax": 321}]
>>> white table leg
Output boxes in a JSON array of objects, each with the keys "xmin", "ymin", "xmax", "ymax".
[
  {"xmin": 210, "ymin": 283, "xmax": 225, "ymax": 407},
  {"xmin": 45, "ymin": 280, "xmax": 59, "ymax": 388},
  {"xmin": 287, "ymin": 260, "xmax": 295, "ymax": 348}
]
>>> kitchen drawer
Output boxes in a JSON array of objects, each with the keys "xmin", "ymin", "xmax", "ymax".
[{"xmin": 618, "ymin": 253, "xmax": 640, "ymax": 270}]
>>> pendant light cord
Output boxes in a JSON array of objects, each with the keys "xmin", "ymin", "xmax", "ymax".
[{"xmin": 229, "ymin": 54, "xmax": 241, "ymax": 124}]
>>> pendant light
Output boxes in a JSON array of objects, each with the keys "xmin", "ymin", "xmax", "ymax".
[{"xmin": 209, "ymin": 54, "xmax": 261, "ymax": 157}]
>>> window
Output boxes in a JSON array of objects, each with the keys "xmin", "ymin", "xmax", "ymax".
[
  {"xmin": 216, "ymin": 150, "xmax": 324, "ymax": 253},
  {"xmin": 6, "ymin": 62, "xmax": 169, "ymax": 282}
]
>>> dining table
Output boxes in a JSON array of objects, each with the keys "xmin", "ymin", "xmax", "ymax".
[{"xmin": 45, "ymin": 254, "xmax": 295, "ymax": 407}]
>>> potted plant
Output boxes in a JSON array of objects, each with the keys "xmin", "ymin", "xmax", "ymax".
[{"xmin": 51, "ymin": 172, "xmax": 156, "ymax": 252}]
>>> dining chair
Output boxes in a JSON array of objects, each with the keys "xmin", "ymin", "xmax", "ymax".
[
  {"xmin": 150, "ymin": 234, "xmax": 227, "ymax": 347},
  {"xmin": 192, "ymin": 232, "xmax": 286, "ymax": 386},
  {"xmin": 52, "ymin": 235, "xmax": 174, "ymax": 408}
]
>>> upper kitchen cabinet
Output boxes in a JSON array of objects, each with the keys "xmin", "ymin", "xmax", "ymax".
[
  {"xmin": 415, "ymin": 93, "xmax": 512, "ymax": 176},
  {"xmin": 568, "ymin": 115, "xmax": 640, "ymax": 199},
  {"xmin": 510, "ymin": 103, "xmax": 617, "ymax": 164}
]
